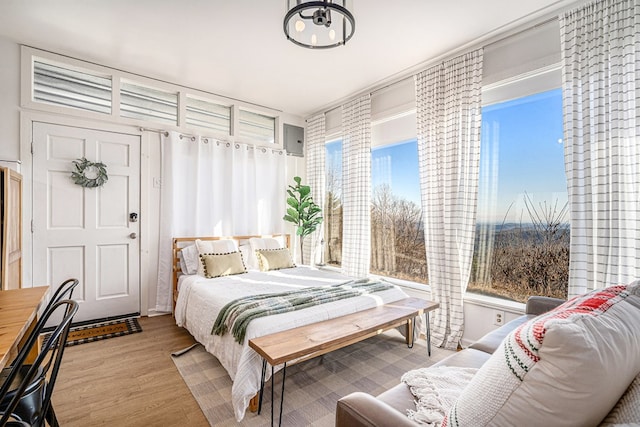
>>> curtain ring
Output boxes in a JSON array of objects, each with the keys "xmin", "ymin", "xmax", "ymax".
[
  {"xmin": 226, "ymin": 142, "xmax": 231, "ymax": 147},
  {"xmin": 235, "ymin": 143, "xmax": 240, "ymax": 149}
]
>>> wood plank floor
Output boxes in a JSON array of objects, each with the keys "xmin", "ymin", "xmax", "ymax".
[{"xmin": 52, "ymin": 315, "xmax": 210, "ymax": 426}]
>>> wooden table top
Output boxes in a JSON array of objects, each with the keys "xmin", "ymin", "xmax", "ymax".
[{"xmin": 0, "ymin": 286, "xmax": 49, "ymax": 370}]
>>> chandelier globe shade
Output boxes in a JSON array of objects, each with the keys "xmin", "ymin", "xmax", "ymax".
[{"xmin": 283, "ymin": 0, "xmax": 355, "ymax": 49}]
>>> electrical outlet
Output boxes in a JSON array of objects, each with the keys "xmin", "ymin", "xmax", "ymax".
[{"xmin": 493, "ymin": 310, "xmax": 505, "ymax": 326}]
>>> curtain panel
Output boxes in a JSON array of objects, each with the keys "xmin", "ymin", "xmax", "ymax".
[
  {"xmin": 303, "ymin": 114, "xmax": 327, "ymax": 266},
  {"xmin": 560, "ymin": 0, "xmax": 640, "ymax": 297},
  {"xmin": 341, "ymin": 95, "xmax": 372, "ymax": 278},
  {"xmin": 415, "ymin": 49, "xmax": 483, "ymax": 350},
  {"xmin": 155, "ymin": 131, "xmax": 286, "ymax": 312}
]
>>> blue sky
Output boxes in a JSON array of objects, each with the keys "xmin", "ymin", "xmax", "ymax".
[
  {"xmin": 326, "ymin": 88, "xmax": 567, "ymax": 224},
  {"xmin": 477, "ymin": 89, "xmax": 566, "ymax": 223}
]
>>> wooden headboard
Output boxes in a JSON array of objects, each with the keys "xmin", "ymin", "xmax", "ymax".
[{"xmin": 172, "ymin": 234, "xmax": 291, "ymax": 312}]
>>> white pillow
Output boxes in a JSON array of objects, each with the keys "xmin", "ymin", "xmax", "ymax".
[
  {"xmin": 195, "ymin": 239, "xmax": 238, "ymax": 276},
  {"xmin": 247, "ymin": 237, "xmax": 283, "ymax": 270},
  {"xmin": 446, "ymin": 281, "xmax": 640, "ymax": 427},
  {"xmin": 239, "ymin": 244, "xmax": 257, "ymax": 271},
  {"xmin": 179, "ymin": 244, "xmax": 200, "ymax": 275}
]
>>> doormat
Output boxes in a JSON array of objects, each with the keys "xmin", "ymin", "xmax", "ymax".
[{"xmin": 42, "ymin": 318, "xmax": 142, "ymax": 347}]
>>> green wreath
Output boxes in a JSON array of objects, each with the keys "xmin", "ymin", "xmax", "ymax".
[{"xmin": 71, "ymin": 157, "xmax": 108, "ymax": 188}]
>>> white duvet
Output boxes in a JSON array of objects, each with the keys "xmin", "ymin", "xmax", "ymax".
[{"xmin": 174, "ymin": 266, "xmax": 411, "ymax": 421}]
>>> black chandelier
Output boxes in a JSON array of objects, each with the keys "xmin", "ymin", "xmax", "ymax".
[{"xmin": 283, "ymin": 0, "xmax": 355, "ymax": 49}]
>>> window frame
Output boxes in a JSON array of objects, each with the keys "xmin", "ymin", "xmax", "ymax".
[
  {"xmin": 469, "ymin": 65, "xmax": 568, "ymax": 303},
  {"xmin": 21, "ymin": 46, "xmax": 282, "ymax": 147}
]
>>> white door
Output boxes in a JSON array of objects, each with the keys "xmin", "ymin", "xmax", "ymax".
[{"xmin": 32, "ymin": 122, "xmax": 140, "ymax": 323}]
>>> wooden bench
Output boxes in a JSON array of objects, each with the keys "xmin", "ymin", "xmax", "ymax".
[{"xmin": 248, "ymin": 297, "xmax": 439, "ymax": 426}]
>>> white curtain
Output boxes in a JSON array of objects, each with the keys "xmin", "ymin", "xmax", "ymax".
[
  {"xmin": 560, "ymin": 0, "xmax": 640, "ymax": 298},
  {"xmin": 415, "ymin": 49, "xmax": 483, "ymax": 350},
  {"xmin": 303, "ymin": 114, "xmax": 326, "ymax": 266},
  {"xmin": 341, "ymin": 95, "xmax": 372, "ymax": 278},
  {"xmin": 155, "ymin": 131, "xmax": 286, "ymax": 312}
]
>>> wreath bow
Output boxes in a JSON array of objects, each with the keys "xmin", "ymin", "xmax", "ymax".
[{"xmin": 71, "ymin": 157, "xmax": 108, "ymax": 188}]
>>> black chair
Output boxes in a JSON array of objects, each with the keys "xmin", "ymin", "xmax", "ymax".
[
  {"xmin": 0, "ymin": 299, "xmax": 78, "ymax": 427},
  {"xmin": 47, "ymin": 278, "xmax": 79, "ymax": 314}
]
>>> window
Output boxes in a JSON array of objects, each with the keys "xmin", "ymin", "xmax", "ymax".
[
  {"xmin": 238, "ymin": 109, "xmax": 275, "ymax": 144},
  {"xmin": 370, "ymin": 140, "xmax": 427, "ymax": 283},
  {"xmin": 470, "ymin": 88, "xmax": 569, "ymax": 303},
  {"xmin": 120, "ymin": 80, "xmax": 178, "ymax": 125},
  {"xmin": 185, "ymin": 96, "xmax": 231, "ymax": 134},
  {"xmin": 33, "ymin": 60, "xmax": 112, "ymax": 114},
  {"xmin": 324, "ymin": 139, "xmax": 343, "ymax": 266}
]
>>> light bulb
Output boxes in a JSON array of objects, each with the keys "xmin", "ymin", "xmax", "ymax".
[
  {"xmin": 295, "ymin": 20, "xmax": 305, "ymax": 32},
  {"xmin": 329, "ymin": 29, "xmax": 336, "ymax": 40},
  {"xmin": 311, "ymin": 34, "xmax": 317, "ymax": 45}
]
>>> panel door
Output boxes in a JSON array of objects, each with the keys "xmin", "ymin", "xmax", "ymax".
[{"xmin": 32, "ymin": 122, "xmax": 140, "ymax": 323}]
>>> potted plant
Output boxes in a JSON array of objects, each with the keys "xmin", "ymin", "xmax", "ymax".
[{"xmin": 283, "ymin": 176, "xmax": 323, "ymax": 265}]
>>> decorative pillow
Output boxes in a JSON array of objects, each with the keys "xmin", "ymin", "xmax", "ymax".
[
  {"xmin": 256, "ymin": 248, "xmax": 295, "ymax": 271},
  {"xmin": 239, "ymin": 244, "xmax": 257, "ymax": 271},
  {"xmin": 200, "ymin": 251, "xmax": 246, "ymax": 279},
  {"xmin": 179, "ymin": 244, "xmax": 200, "ymax": 275},
  {"xmin": 195, "ymin": 239, "xmax": 237, "ymax": 276},
  {"xmin": 247, "ymin": 237, "xmax": 283, "ymax": 269},
  {"xmin": 445, "ymin": 281, "xmax": 640, "ymax": 427},
  {"xmin": 600, "ymin": 373, "xmax": 640, "ymax": 425}
]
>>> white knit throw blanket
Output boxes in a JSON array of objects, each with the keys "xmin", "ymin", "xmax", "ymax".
[{"xmin": 401, "ymin": 366, "xmax": 478, "ymax": 426}]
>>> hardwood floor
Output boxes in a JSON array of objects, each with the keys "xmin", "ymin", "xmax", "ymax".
[{"xmin": 52, "ymin": 315, "xmax": 209, "ymax": 426}]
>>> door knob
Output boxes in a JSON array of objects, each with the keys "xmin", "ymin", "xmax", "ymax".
[{"xmin": 129, "ymin": 232, "xmax": 137, "ymax": 239}]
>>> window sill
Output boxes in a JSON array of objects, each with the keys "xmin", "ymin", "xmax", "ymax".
[
  {"xmin": 464, "ymin": 292, "xmax": 526, "ymax": 314},
  {"xmin": 317, "ymin": 265, "xmax": 526, "ymax": 314}
]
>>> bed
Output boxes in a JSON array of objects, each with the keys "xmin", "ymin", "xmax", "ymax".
[{"xmin": 172, "ymin": 234, "xmax": 417, "ymax": 422}]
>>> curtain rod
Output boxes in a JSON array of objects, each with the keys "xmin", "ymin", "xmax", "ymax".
[
  {"xmin": 141, "ymin": 126, "xmax": 283, "ymax": 153},
  {"xmin": 139, "ymin": 127, "xmax": 168, "ymax": 137}
]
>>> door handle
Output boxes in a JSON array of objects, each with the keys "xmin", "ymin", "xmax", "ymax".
[{"xmin": 129, "ymin": 233, "xmax": 137, "ymax": 239}]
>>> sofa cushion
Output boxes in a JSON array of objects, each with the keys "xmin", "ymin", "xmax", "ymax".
[
  {"xmin": 445, "ymin": 281, "xmax": 640, "ymax": 427},
  {"xmin": 468, "ymin": 315, "xmax": 533, "ymax": 354},
  {"xmin": 600, "ymin": 372, "xmax": 640, "ymax": 425},
  {"xmin": 377, "ymin": 349, "xmax": 491, "ymax": 414}
]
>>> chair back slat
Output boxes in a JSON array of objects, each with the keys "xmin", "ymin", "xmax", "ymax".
[{"xmin": 0, "ymin": 300, "xmax": 78, "ymax": 426}]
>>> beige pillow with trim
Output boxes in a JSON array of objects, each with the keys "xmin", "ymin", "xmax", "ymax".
[
  {"xmin": 200, "ymin": 251, "xmax": 246, "ymax": 278},
  {"xmin": 195, "ymin": 239, "xmax": 237, "ymax": 276},
  {"xmin": 256, "ymin": 248, "xmax": 295, "ymax": 271}
]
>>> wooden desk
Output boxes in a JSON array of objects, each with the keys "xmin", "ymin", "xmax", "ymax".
[{"xmin": 0, "ymin": 286, "xmax": 49, "ymax": 370}]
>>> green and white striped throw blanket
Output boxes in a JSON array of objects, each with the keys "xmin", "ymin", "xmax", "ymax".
[{"xmin": 212, "ymin": 278, "xmax": 395, "ymax": 343}]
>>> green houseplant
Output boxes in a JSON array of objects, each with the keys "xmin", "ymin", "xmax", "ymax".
[{"xmin": 283, "ymin": 176, "xmax": 323, "ymax": 265}]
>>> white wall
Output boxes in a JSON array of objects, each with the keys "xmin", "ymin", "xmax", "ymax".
[
  {"xmin": 0, "ymin": 37, "xmax": 21, "ymax": 161},
  {"xmin": 0, "ymin": 35, "xmax": 306, "ymax": 316}
]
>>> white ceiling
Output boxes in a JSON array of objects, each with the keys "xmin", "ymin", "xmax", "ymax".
[{"xmin": 0, "ymin": 0, "xmax": 579, "ymax": 118}]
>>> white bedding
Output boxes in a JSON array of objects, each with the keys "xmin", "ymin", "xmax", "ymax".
[{"xmin": 174, "ymin": 266, "xmax": 412, "ymax": 421}]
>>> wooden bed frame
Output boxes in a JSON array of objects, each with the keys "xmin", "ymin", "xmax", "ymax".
[{"xmin": 171, "ymin": 234, "xmax": 291, "ymax": 312}]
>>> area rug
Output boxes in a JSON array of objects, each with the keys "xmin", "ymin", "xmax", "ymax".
[
  {"xmin": 172, "ymin": 330, "xmax": 452, "ymax": 427},
  {"xmin": 43, "ymin": 317, "xmax": 142, "ymax": 347}
]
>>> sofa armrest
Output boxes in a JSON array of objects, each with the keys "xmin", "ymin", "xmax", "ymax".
[
  {"xmin": 525, "ymin": 296, "xmax": 565, "ymax": 316},
  {"xmin": 336, "ymin": 392, "xmax": 417, "ymax": 427}
]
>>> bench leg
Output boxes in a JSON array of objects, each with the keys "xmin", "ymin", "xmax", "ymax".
[
  {"xmin": 258, "ymin": 359, "xmax": 267, "ymax": 414},
  {"xmin": 270, "ymin": 362, "xmax": 287, "ymax": 427},
  {"xmin": 425, "ymin": 312, "xmax": 432, "ymax": 357},
  {"xmin": 405, "ymin": 317, "xmax": 414, "ymax": 348}
]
